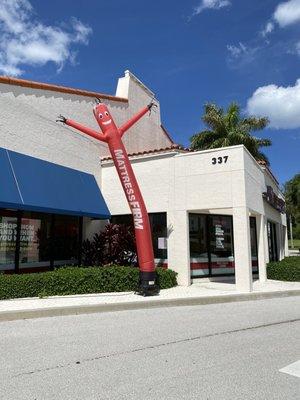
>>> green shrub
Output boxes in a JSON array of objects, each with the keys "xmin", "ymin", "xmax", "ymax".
[
  {"xmin": 0, "ymin": 266, "xmax": 177, "ymax": 300},
  {"xmin": 156, "ymin": 268, "xmax": 177, "ymax": 289},
  {"xmin": 267, "ymin": 257, "xmax": 300, "ymax": 282}
]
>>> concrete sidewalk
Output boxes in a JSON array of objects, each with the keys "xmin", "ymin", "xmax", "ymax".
[{"xmin": 0, "ymin": 279, "xmax": 299, "ymax": 322}]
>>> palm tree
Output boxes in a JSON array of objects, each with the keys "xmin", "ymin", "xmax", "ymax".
[
  {"xmin": 284, "ymin": 174, "xmax": 300, "ymax": 247},
  {"xmin": 190, "ymin": 102, "xmax": 272, "ymax": 164}
]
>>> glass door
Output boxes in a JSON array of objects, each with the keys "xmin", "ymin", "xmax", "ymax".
[
  {"xmin": 189, "ymin": 214, "xmax": 234, "ymax": 277},
  {"xmin": 250, "ymin": 217, "xmax": 258, "ymax": 273},
  {"xmin": 210, "ymin": 215, "xmax": 234, "ymax": 275},
  {"xmin": 267, "ymin": 221, "xmax": 278, "ymax": 262},
  {"xmin": 189, "ymin": 214, "xmax": 209, "ymax": 277}
]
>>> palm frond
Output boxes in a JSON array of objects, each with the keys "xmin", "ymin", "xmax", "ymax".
[
  {"xmin": 240, "ymin": 116, "xmax": 269, "ymax": 132},
  {"xmin": 225, "ymin": 103, "xmax": 240, "ymax": 129},
  {"xmin": 202, "ymin": 103, "xmax": 227, "ymax": 133},
  {"xmin": 253, "ymin": 137, "xmax": 272, "ymax": 147},
  {"xmin": 190, "ymin": 102, "xmax": 271, "ymax": 164},
  {"xmin": 190, "ymin": 130, "xmax": 223, "ymax": 150}
]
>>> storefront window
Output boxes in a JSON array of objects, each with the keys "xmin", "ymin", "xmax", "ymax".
[
  {"xmin": 267, "ymin": 221, "xmax": 278, "ymax": 262},
  {"xmin": 53, "ymin": 215, "xmax": 80, "ymax": 265},
  {"xmin": 189, "ymin": 214, "xmax": 264, "ymax": 278},
  {"xmin": 110, "ymin": 213, "xmax": 168, "ymax": 262},
  {"xmin": 151, "ymin": 213, "xmax": 167, "ymax": 261},
  {"xmin": 189, "ymin": 214, "xmax": 209, "ymax": 276},
  {"xmin": 189, "ymin": 214, "xmax": 234, "ymax": 277},
  {"xmin": 250, "ymin": 217, "xmax": 258, "ymax": 273},
  {"xmin": 0, "ymin": 210, "xmax": 17, "ymax": 271},
  {"xmin": 0, "ymin": 210, "xmax": 82, "ymax": 272},
  {"xmin": 19, "ymin": 212, "xmax": 52, "ymax": 269},
  {"xmin": 210, "ymin": 215, "xmax": 234, "ymax": 275}
]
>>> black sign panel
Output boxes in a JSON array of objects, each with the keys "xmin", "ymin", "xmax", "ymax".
[{"xmin": 263, "ymin": 186, "xmax": 285, "ymax": 213}]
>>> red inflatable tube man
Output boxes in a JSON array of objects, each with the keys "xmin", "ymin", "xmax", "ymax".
[{"xmin": 57, "ymin": 99, "xmax": 159, "ymax": 296}]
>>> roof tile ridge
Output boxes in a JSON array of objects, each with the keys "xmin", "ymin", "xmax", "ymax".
[
  {"xmin": 101, "ymin": 144, "xmax": 192, "ymax": 161},
  {"xmin": 0, "ymin": 76, "xmax": 128, "ymax": 103}
]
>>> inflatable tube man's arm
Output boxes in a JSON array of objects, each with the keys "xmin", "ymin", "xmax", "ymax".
[
  {"xmin": 56, "ymin": 116, "xmax": 107, "ymax": 142},
  {"xmin": 119, "ymin": 102, "xmax": 156, "ymax": 137}
]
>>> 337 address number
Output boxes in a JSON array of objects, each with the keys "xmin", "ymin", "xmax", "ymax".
[{"xmin": 212, "ymin": 156, "xmax": 228, "ymax": 165}]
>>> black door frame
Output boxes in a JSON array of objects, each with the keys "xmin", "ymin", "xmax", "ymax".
[
  {"xmin": 249, "ymin": 216, "xmax": 259, "ymax": 275},
  {"xmin": 267, "ymin": 220, "xmax": 278, "ymax": 262},
  {"xmin": 190, "ymin": 213, "xmax": 259, "ymax": 278},
  {"xmin": 189, "ymin": 213, "xmax": 235, "ymax": 278}
]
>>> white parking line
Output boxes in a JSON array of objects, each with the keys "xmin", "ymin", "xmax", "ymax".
[{"xmin": 279, "ymin": 360, "xmax": 300, "ymax": 378}]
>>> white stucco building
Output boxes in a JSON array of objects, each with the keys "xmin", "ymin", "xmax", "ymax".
[{"xmin": 0, "ymin": 70, "xmax": 288, "ymax": 291}]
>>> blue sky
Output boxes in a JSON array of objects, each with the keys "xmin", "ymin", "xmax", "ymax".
[{"xmin": 0, "ymin": 0, "xmax": 299, "ymax": 185}]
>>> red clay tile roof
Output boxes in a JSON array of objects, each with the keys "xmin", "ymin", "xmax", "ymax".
[
  {"xmin": 0, "ymin": 76, "xmax": 128, "ymax": 102},
  {"xmin": 101, "ymin": 144, "xmax": 192, "ymax": 161}
]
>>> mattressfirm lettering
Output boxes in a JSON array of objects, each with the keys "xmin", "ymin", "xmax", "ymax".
[{"xmin": 114, "ymin": 149, "xmax": 143, "ymax": 229}]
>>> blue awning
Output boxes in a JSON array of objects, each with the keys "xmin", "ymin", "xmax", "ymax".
[{"xmin": 0, "ymin": 147, "xmax": 110, "ymax": 219}]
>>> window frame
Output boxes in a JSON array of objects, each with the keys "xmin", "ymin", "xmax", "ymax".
[
  {"xmin": 0, "ymin": 208, "xmax": 83, "ymax": 273},
  {"xmin": 110, "ymin": 212, "xmax": 168, "ymax": 261},
  {"xmin": 189, "ymin": 213, "xmax": 235, "ymax": 278}
]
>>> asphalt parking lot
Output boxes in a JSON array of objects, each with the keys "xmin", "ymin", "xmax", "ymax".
[{"xmin": 0, "ymin": 296, "xmax": 299, "ymax": 399}]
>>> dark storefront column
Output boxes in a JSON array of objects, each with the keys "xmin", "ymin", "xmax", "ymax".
[
  {"xmin": 78, "ymin": 217, "xmax": 83, "ymax": 267},
  {"xmin": 14, "ymin": 211, "xmax": 22, "ymax": 274}
]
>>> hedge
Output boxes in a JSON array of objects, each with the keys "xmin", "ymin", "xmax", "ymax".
[
  {"xmin": 267, "ymin": 257, "xmax": 300, "ymax": 282},
  {"xmin": 0, "ymin": 266, "xmax": 177, "ymax": 300}
]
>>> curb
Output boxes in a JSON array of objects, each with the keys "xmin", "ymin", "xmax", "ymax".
[{"xmin": 1, "ymin": 289, "xmax": 300, "ymax": 322}]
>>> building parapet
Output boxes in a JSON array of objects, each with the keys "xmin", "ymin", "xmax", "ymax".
[
  {"xmin": 124, "ymin": 70, "xmax": 155, "ymax": 97},
  {"xmin": 0, "ymin": 76, "xmax": 128, "ymax": 102},
  {"xmin": 101, "ymin": 144, "xmax": 191, "ymax": 164}
]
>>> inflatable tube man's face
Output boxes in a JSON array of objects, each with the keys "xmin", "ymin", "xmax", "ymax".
[{"xmin": 93, "ymin": 103, "xmax": 118, "ymax": 133}]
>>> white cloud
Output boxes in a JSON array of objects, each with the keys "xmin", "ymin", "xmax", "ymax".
[
  {"xmin": 192, "ymin": 0, "xmax": 231, "ymax": 16},
  {"xmin": 261, "ymin": 21, "xmax": 274, "ymax": 37},
  {"xmin": 273, "ymin": 0, "xmax": 300, "ymax": 27},
  {"xmin": 226, "ymin": 42, "xmax": 260, "ymax": 68},
  {"xmin": 247, "ymin": 79, "xmax": 300, "ymax": 129},
  {"xmin": 0, "ymin": 0, "xmax": 92, "ymax": 76},
  {"xmin": 259, "ymin": 1, "xmax": 300, "ymax": 41},
  {"xmin": 227, "ymin": 42, "xmax": 248, "ymax": 58}
]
